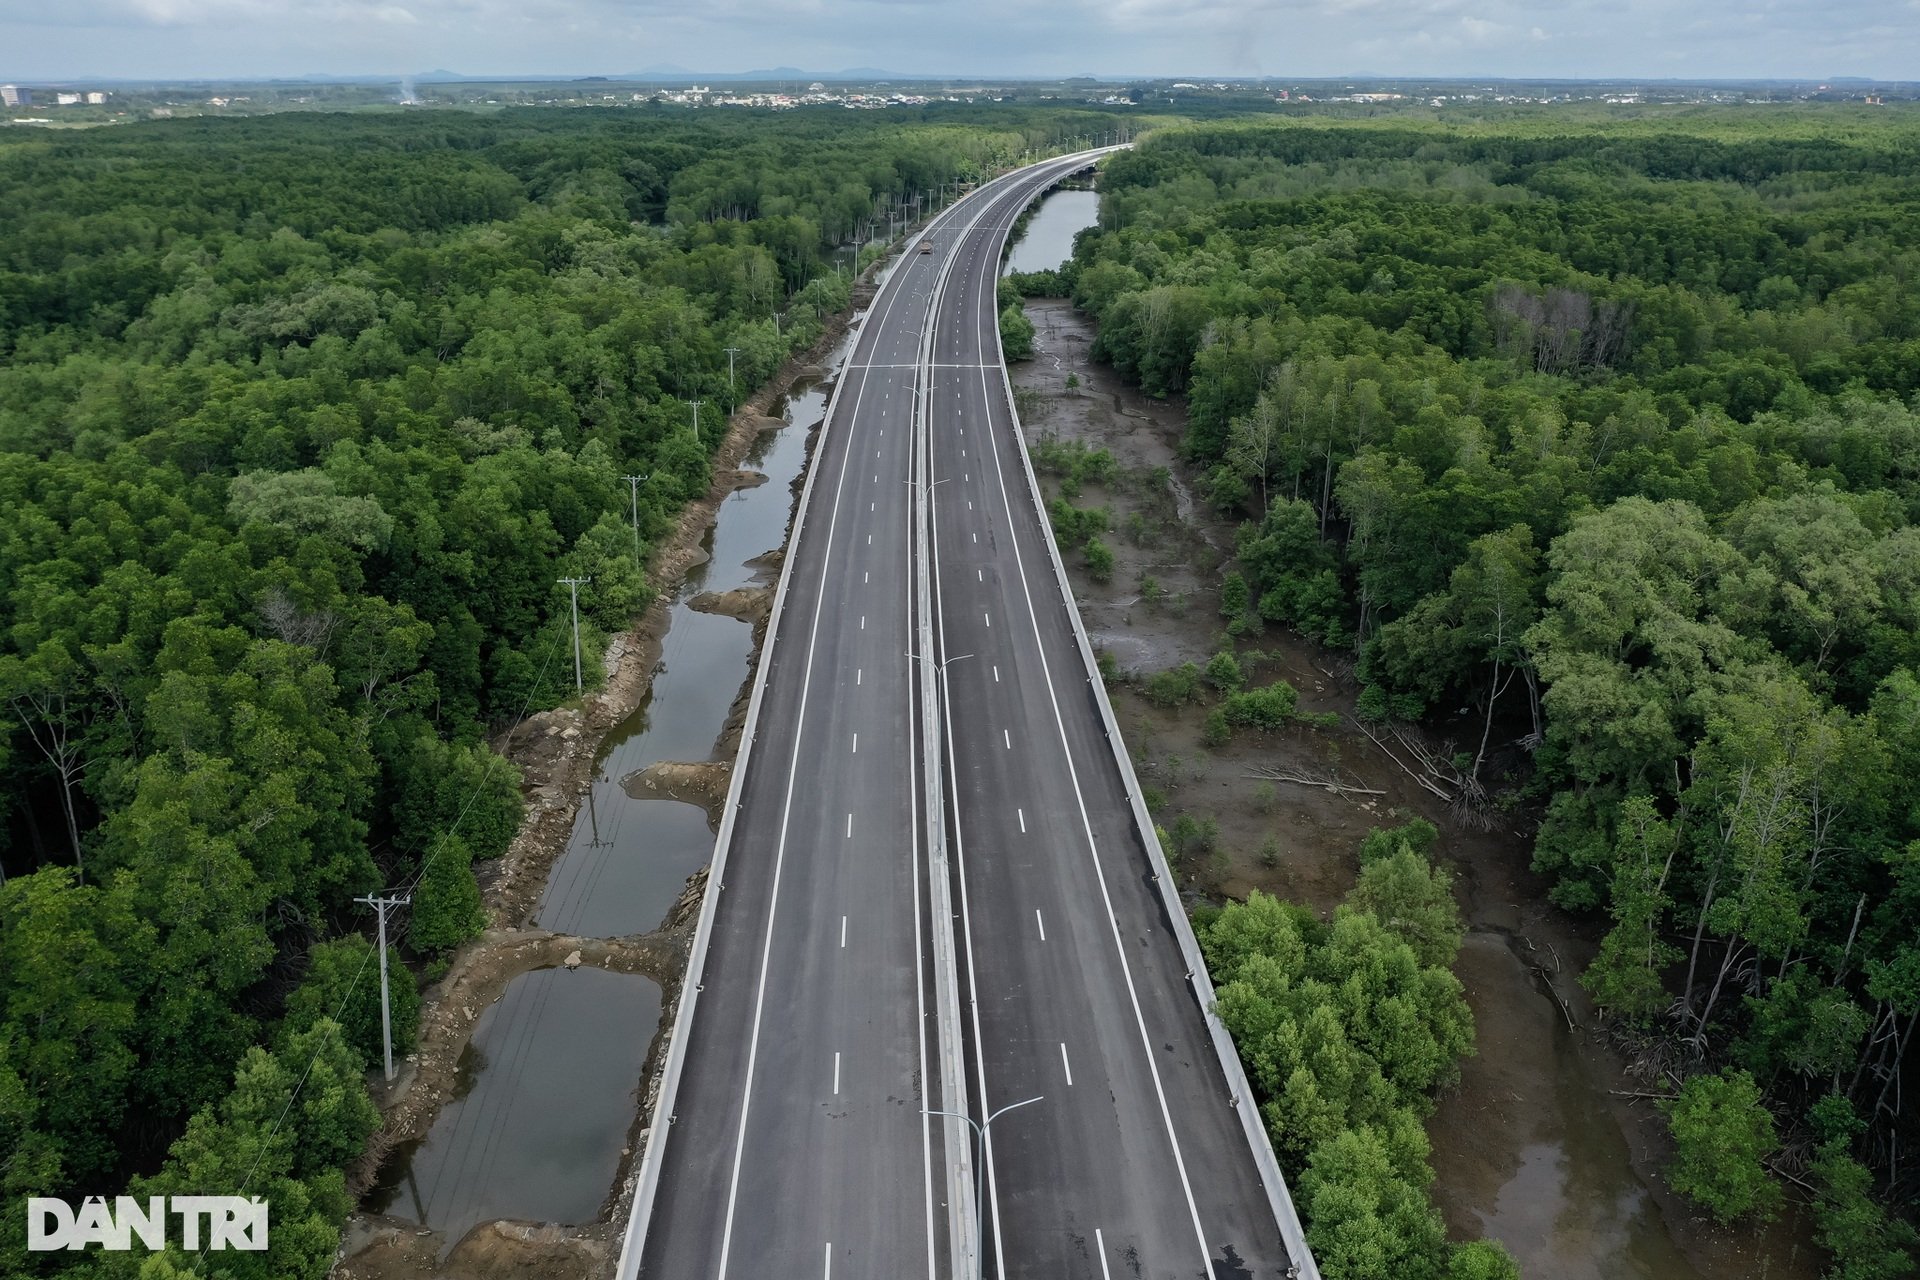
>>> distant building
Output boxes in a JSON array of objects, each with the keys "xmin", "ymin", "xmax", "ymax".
[
  {"xmin": 87, "ymin": 91, "xmax": 108, "ymax": 105},
  {"xmin": 55, "ymin": 92, "xmax": 81, "ymax": 106},
  {"xmin": 0, "ymin": 85, "xmax": 28, "ymax": 107}
]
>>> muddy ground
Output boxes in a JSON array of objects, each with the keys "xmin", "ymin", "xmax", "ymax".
[
  {"xmin": 333, "ymin": 268, "xmax": 878, "ymax": 1280},
  {"xmin": 1010, "ymin": 297, "xmax": 1820, "ymax": 1280}
]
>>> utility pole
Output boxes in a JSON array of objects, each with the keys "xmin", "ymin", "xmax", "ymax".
[
  {"xmin": 622, "ymin": 473, "xmax": 649, "ymax": 573},
  {"xmin": 723, "ymin": 347, "xmax": 741, "ymax": 406},
  {"xmin": 355, "ymin": 891, "xmax": 413, "ymax": 1082},
  {"xmin": 557, "ymin": 576, "xmax": 590, "ymax": 693},
  {"xmin": 686, "ymin": 398, "xmax": 703, "ymax": 444}
]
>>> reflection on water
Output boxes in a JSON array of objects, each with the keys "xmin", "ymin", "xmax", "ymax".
[
  {"xmin": 1003, "ymin": 188, "xmax": 1101, "ymax": 276},
  {"xmin": 366, "ymin": 967, "xmax": 661, "ymax": 1254}
]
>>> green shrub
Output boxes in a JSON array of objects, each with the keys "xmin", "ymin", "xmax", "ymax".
[
  {"xmin": 1361, "ymin": 818, "xmax": 1439, "ymax": 864},
  {"xmin": 1205, "ymin": 649, "xmax": 1246, "ymax": 693},
  {"xmin": 1083, "ymin": 537, "xmax": 1115, "ymax": 581},
  {"xmin": 1143, "ymin": 662, "xmax": 1204, "ymax": 707},
  {"xmin": 1221, "ymin": 681, "xmax": 1299, "ymax": 731},
  {"xmin": 1661, "ymin": 1070, "xmax": 1783, "ymax": 1225}
]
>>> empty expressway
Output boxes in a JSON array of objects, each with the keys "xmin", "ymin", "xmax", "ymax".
[{"xmin": 623, "ymin": 153, "xmax": 1314, "ymax": 1280}]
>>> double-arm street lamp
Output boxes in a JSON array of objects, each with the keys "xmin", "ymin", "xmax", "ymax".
[{"xmin": 924, "ymin": 1095, "xmax": 1044, "ymax": 1280}]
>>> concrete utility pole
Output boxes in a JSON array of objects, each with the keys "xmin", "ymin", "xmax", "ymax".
[
  {"xmin": 686, "ymin": 398, "xmax": 703, "ymax": 443},
  {"xmin": 622, "ymin": 473, "xmax": 649, "ymax": 572},
  {"xmin": 355, "ymin": 891, "xmax": 413, "ymax": 1082},
  {"xmin": 722, "ymin": 347, "xmax": 741, "ymax": 405},
  {"xmin": 557, "ymin": 576, "xmax": 590, "ymax": 693}
]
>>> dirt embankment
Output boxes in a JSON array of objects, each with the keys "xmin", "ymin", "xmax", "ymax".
[
  {"xmin": 335, "ymin": 263, "xmax": 882, "ymax": 1280},
  {"xmin": 1009, "ymin": 297, "xmax": 1817, "ymax": 1280}
]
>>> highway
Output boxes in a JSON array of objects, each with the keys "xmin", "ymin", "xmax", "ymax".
[
  {"xmin": 622, "ymin": 152, "xmax": 1312, "ymax": 1280},
  {"xmin": 626, "ymin": 156, "xmax": 1097, "ymax": 1280},
  {"xmin": 924, "ymin": 170, "xmax": 1301, "ymax": 1277}
]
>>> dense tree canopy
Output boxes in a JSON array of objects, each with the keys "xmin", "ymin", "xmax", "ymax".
[
  {"xmin": 1069, "ymin": 113, "xmax": 1920, "ymax": 1274},
  {"xmin": 0, "ymin": 103, "xmax": 1129, "ymax": 1276}
]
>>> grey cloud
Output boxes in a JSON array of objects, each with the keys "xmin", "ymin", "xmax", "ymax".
[{"xmin": 4, "ymin": 0, "xmax": 1916, "ymax": 80}]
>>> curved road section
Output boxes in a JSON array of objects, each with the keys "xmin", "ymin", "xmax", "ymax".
[{"xmin": 621, "ymin": 153, "xmax": 1316, "ymax": 1280}]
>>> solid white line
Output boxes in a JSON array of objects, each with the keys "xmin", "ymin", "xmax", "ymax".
[
  {"xmin": 834, "ymin": 1052, "xmax": 842, "ymax": 1095},
  {"xmin": 1060, "ymin": 1042, "xmax": 1073, "ymax": 1086},
  {"xmin": 713, "ymin": 237, "xmax": 911, "ymax": 1280},
  {"xmin": 1095, "ymin": 1229, "xmax": 1112, "ymax": 1280},
  {"xmin": 1036, "ymin": 908, "xmax": 1046, "ymax": 941},
  {"xmin": 971, "ymin": 238, "xmax": 1220, "ymax": 1277},
  {"xmin": 921, "ymin": 166, "xmax": 1084, "ymax": 1280}
]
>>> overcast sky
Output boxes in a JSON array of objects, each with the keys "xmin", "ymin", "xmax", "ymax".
[{"xmin": 5, "ymin": 0, "xmax": 1917, "ymax": 83}]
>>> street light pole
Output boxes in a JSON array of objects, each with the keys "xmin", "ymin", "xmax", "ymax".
[{"xmin": 925, "ymin": 1096, "xmax": 1044, "ymax": 1280}]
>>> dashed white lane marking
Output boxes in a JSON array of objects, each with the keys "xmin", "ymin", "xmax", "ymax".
[
  {"xmin": 852, "ymin": 732, "xmax": 858, "ymax": 754},
  {"xmin": 1094, "ymin": 1230, "xmax": 1111, "ymax": 1280},
  {"xmin": 1060, "ymin": 1042, "xmax": 1074, "ymax": 1087},
  {"xmin": 871, "ymin": 502, "xmax": 875, "ymax": 511},
  {"xmin": 1017, "ymin": 808, "xmax": 1026, "ymax": 833},
  {"xmin": 833, "ymin": 1052, "xmax": 842, "ymax": 1095},
  {"xmin": 865, "ymin": 571, "xmax": 870, "ymax": 583},
  {"xmin": 1004, "ymin": 729, "xmax": 1011, "ymax": 749},
  {"xmin": 973, "ymin": 532, "xmax": 977, "ymax": 543},
  {"xmin": 825, "ymin": 1241, "xmax": 833, "ymax": 1280},
  {"xmin": 846, "ymin": 813, "xmax": 853, "ymax": 838},
  {"xmin": 1036, "ymin": 908, "xmax": 1047, "ymax": 941},
  {"xmin": 984, "ymin": 611, "xmax": 991, "ymax": 627},
  {"xmin": 867, "ymin": 534, "xmax": 872, "ymax": 544},
  {"xmin": 841, "ymin": 916, "xmax": 847, "ymax": 948},
  {"xmin": 856, "ymin": 668, "xmax": 861, "ymax": 685},
  {"xmin": 993, "ymin": 665, "xmax": 999, "ymax": 682}
]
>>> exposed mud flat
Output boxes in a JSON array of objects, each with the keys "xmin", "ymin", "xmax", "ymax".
[{"xmin": 1009, "ymin": 295, "xmax": 1819, "ymax": 1280}]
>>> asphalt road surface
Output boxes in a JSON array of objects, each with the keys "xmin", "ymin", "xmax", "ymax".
[
  {"xmin": 631, "ymin": 152, "xmax": 1299, "ymax": 1280},
  {"xmin": 924, "ymin": 175, "xmax": 1298, "ymax": 1278},
  {"xmin": 634, "ymin": 156, "xmax": 1095, "ymax": 1280}
]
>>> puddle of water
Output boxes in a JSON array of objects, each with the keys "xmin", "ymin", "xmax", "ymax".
[
  {"xmin": 1003, "ymin": 188, "xmax": 1101, "ymax": 275},
  {"xmin": 366, "ymin": 966, "xmax": 661, "ymax": 1254},
  {"xmin": 533, "ymin": 372, "xmax": 833, "ymax": 938},
  {"xmin": 1430, "ymin": 933, "xmax": 1817, "ymax": 1280}
]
